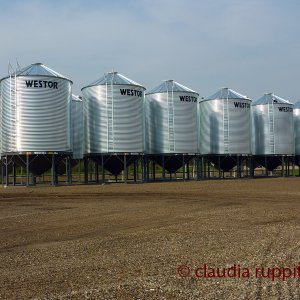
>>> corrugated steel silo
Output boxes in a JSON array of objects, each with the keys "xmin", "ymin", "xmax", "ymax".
[
  {"xmin": 0, "ymin": 62, "xmax": 72, "ymax": 175},
  {"xmin": 82, "ymin": 71, "xmax": 145, "ymax": 175},
  {"xmin": 199, "ymin": 87, "xmax": 251, "ymax": 171},
  {"xmin": 145, "ymin": 80, "xmax": 198, "ymax": 173},
  {"xmin": 71, "ymin": 94, "xmax": 83, "ymax": 159},
  {"xmin": 251, "ymin": 93, "xmax": 294, "ymax": 170}
]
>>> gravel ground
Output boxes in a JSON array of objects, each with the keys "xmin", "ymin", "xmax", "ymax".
[{"xmin": 1, "ymin": 178, "xmax": 300, "ymax": 299}]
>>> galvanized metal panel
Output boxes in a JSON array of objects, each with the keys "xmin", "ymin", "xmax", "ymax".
[
  {"xmin": 1, "ymin": 75, "xmax": 71, "ymax": 153},
  {"xmin": 251, "ymin": 100, "xmax": 294, "ymax": 155},
  {"xmin": 71, "ymin": 95, "xmax": 83, "ymax": 159},
  {"xmin": 145, "ymin": 82, "xmax": 198, "ymax": 154},
  {"xmin": 82, "ymin": 81, "xmax": 145, "ymax": 154},
  {"xmin": 199, "ymin": 97, "xmax": 251, "ymax": 154},
  {"xmin": 294, "ymin": 102, "xmax": 300, "ymax": 155}
]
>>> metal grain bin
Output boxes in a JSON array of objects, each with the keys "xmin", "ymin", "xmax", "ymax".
[
  {"xmin": 294, "ymin": 101, "xmax": 300, "ymax": 156},
  {"xmin": 0, "ymin": 63, "xmax": 72, "ymax": 153},
  {"xmin": 145, "ymin": 80, "xmax": 198, "ymax": 154},
  {"xmin": 251, "ymin": 93, "xmax": 294, "ymax": 171},
  {"xmin": 82, "ymin": 72, "xmax": 145, "ymax": 175},
  {"xmin": 199, "ymin": 87, "xmax": 251, "ymax": 155},
  {"xmin": 71, "ymin": 94, "xmax": 83, "ymax": 159},
  {"xmin": 251, "ymin": 93, "xmax": 294, "ymax": 155},
  {"xmin": 144, "ymin": 80, "xmax": 198, "ymax": 173},
  {"xmin": 82, "ymin": 72, "xmax": 145, "ymax": 154}
]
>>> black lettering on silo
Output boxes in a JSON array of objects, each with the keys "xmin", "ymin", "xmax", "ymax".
[
  {"xmin": 34, "ymin": 80, "xmax": 38, "ymax": 87},
  {"xmin": 120, "ymin": 89, "xmax": 126, "ymax": 95},
  {"xmin": 48, "ymin": 81, "xmax": 54, "ymax": 88},
  {"xmin": 53, "ymin": 82, "xmax": 58, "ymax": 89},
  {"xmin": 25, "ymin": 80, "xmax": 33, "ymax": 87}
]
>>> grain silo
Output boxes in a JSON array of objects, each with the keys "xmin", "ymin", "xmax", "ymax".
[
  {"xmin": 145, "ymin": 80, "xmax": 198, "ymax": 177},
  {"xmin": 82, "ymin": 71, "xmax": 145, "ymax": 182},
  {"xmin": 0, "ymin": 62, "xmax": 72, "ymax": 185},
  {"xmin": 199, "ymin": 87, "xmax": 251, "ymax": 174},
  {"xmin": 251, "ymin": 93, "xmax": 294, "ymax": 172}
]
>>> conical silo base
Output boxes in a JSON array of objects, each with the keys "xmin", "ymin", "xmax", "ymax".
[
  {"xmin": 254, "ymin": 156, "xmax": 282, "ymax": 171},
  {"xmin": 8, "ymin": 153, "xmax": 68, "ymax": 175},
  {"xmin": 151, "ymin": 154, "xmax": 194, "ymax": 173},
  {"xmin": 208, "ymin": 155, "xmax": 243, "ymax": 172},
  {"xmin": 90, "ymin": 154, "xmax": 140, "ymax": 176},
  {"xmin": 1, "ymin": 152, "xmax": 72, "ymax": 186},
  {"xmin": 12, "ymin": 155, "xmax": 51, "ymax": 175}
]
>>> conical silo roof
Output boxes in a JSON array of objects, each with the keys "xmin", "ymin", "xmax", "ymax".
[
  {"xmin": 146, "ymin": 80, "xmax": 198, "ymax": 95},
  {"xmin": 252, "ymin": 93, "xmax": 291, "ymax": 106},
  {"xmin": 2, "ymin": 62, "xmax": 72, "ymax": 82},
  {"xmin": 82, "ymin": 71, "xmax": 144, "ymax": 89},
  {"xmin": 204, "ymin": 87, "xmax": 248, "ymax": 101}
]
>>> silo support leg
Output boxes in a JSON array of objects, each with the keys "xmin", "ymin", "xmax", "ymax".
[
  {"xmin": 292, "ymin": 157, "xmax": 295, "ymax": 177},
  {"xmin": 133, "ymin": 160, "xmax": 137, "ymax": 182},
  {"xmin": 282, "ymin": 156, "xmax": 285, "ymax": 177},
  {"xmin": 142, "ymin": 156, "xmax": 146, "ymax": 182},
  {"xmin": 162, "ymin": 156, "xmax": 165, "ymax": 180},
  {"xmin": 6, "ymin": 157, "xmax": 9, "ymax": 186},
  {"xmin": 26, "ymin": 154, "xmax": 29, "ymax": 187},
  {"xmin": 124, "ymin": 155, "xmax": 127, "ymax": 184},
  {"xmin": 51, "ymin": 154, "xmax": 57, "ymax": 186},
  {"xmin": 141, "ymin": 156, "xmax": 145, "ymax": 183},
  {"xmin": 182, "ymin": 155, "xmax": 185, "ymax": 181},
  {"xmin": 95, "ymin": 162, "xmax": 99, "ymax": 183},
  {"xmin": 237, "ymin": 156, "xmax": 241, "ymax": 178},
  {"xmin": 250, "ymin": 157, "xmax": 254, "ymax": 178},
  {"xmin": 202, "ymin": 157, "xmax": 205, "ymax": 179},
  {"xmin": 67, "ymin": 156, "xmax": 72, "ymax": 185},
  {"xmin": 78, "ymin": 160, "xmax": 81, "ymax": 183},
  {"xmin": 196, "ymin": 156, "xmax": 201, "ymax": 181},
  {"xmin": 0, "ymin": 163, "xmax": 3, "ymax": 185},
  {"xmin": 101, "ymin": 155, "xmax": 105, "ymax": 183},
  {"xmin": 12, "ymin": 162, "xmax": 16, "ymax": 186},
  {"xmin": 84, "ymin": 157, "xmax": 89, "ymax": 184}
]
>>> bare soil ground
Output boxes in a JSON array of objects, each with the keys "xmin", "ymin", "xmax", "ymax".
[{"xmin": 1, "ymin": 178, "xmax": 300, "ymax": 299}]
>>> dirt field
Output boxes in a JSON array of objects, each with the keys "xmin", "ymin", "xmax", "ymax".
[{"xmin": 1, "ymin": 178, "xmax": 300, "ymax": 299}]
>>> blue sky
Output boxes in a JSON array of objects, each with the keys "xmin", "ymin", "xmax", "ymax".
[{"xmin": 0, "ymin": 0, "xmax": 299, "ymax": 101}]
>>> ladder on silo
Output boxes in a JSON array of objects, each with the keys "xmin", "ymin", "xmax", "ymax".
[
  {"xmin": 167, "ymin": 83, "xmax": 175, "ymax": 153},
  {"xmin": 9, "ymin": 74, "xmax": 17, "ymax": 151},
  {"xmin": 106, "ymin": 82, "xmax": 114, "ymax": 152},
  {"xmin": 268, "ymin": 100, "xmax": 275, "ymax": 154},
  {"xmin": 223, "ymin": 92, "xmax": 230, "ymax": 154}
]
